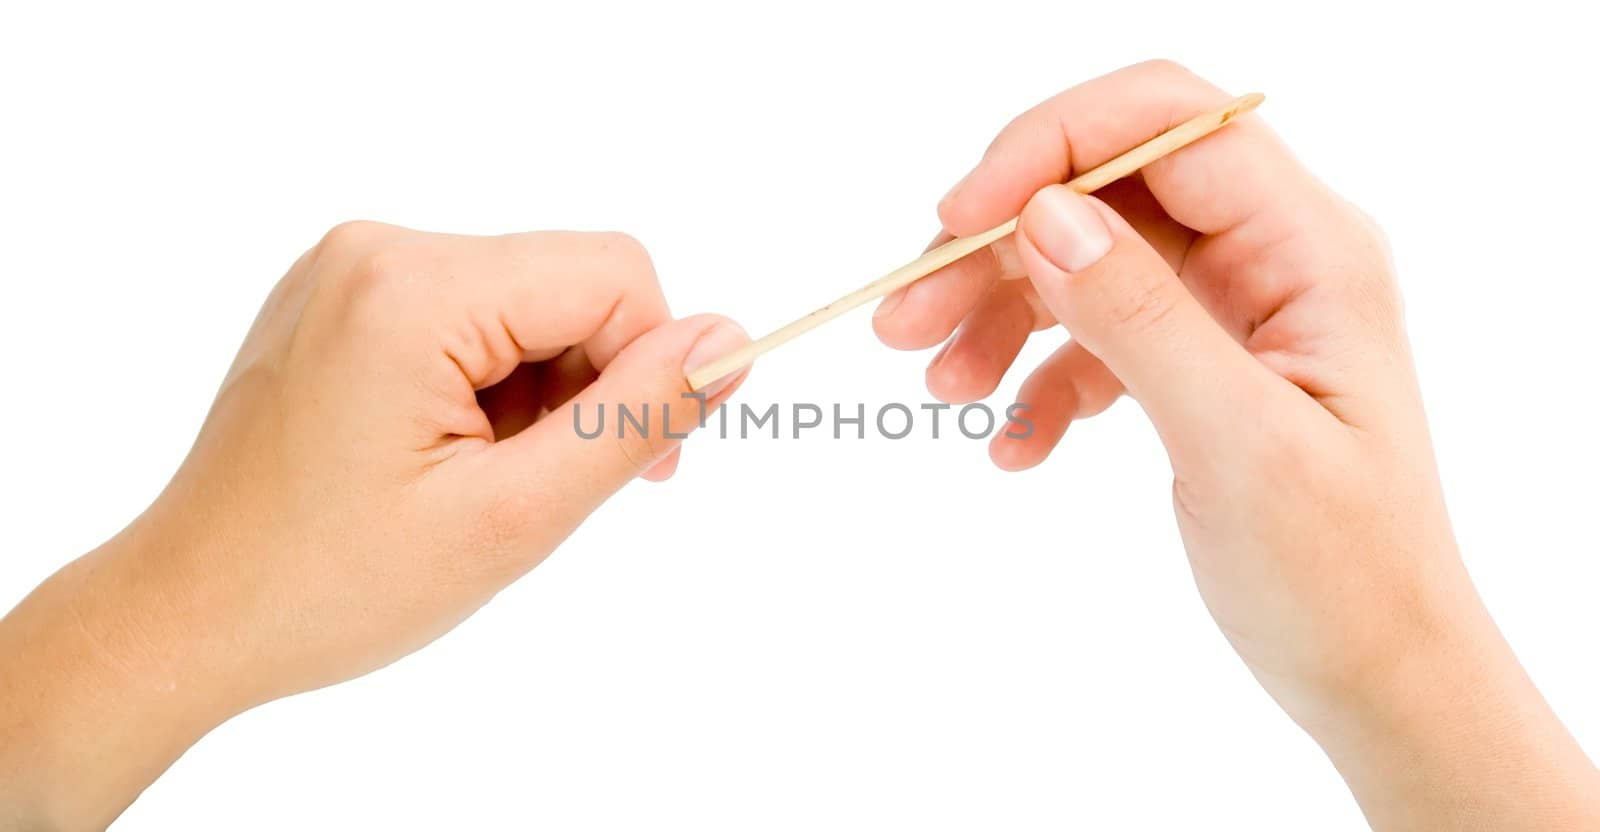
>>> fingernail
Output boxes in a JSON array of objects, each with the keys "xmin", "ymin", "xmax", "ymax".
[
  {"xmin": 682, "ymin": 322, "xmax": 750, "ymax": 399},
  {"xmin": 874, "ymin": 288, "xmax": 907, "ymax": 320},
  {"xmin": 1026, "ymin": 186, "xmax": 1112, "ymax": 273}
]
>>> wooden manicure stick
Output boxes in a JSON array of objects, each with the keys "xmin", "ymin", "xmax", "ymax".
[{"xmin": 685, "ymin": 92, "xmax": 1265, "ymax": 392}]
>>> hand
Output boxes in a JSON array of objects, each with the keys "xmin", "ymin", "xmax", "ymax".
[
  {"xmin": 873, "ymin": 60, "xmax": 1600, "ymax": 829},
  {"xmin": 0, "ymin": 223, "xmax": 749, "ymax": 829}
]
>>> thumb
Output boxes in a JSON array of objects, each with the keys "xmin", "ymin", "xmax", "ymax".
[
  {"xmin": 478, "ymin": 314, "xmax": 750, "ymax": 540},
  {"xmin": 1015, "ymin": 184, "xmax": 1272, "ymax": 450}
]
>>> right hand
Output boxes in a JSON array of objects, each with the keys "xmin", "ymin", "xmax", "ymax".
[{"xmin": 873, "ymin": 60, "xmax": 1600, "ymax": 829}]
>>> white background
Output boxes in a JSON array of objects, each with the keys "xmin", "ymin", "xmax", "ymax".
[{"xmin": 3, "ymin": 2, "xmax": 1597, "ymax": 829}]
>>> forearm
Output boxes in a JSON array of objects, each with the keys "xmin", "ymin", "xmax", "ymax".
[
  {"xmin": 1305, "ymin": 578, "xmax": 1600, "ymax": 830},
  {"xmin": 0, "ymin": 524, "xmax": 243, "ymax": 830}
]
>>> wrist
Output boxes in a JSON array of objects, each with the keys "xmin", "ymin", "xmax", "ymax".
[
  {"xmin": 1281, "ymin": 563, "xmax": 1600, "ymax": 829},
  {"xmin": 0, "ymin": 518, "xmax": 250, "ymax": 829}
]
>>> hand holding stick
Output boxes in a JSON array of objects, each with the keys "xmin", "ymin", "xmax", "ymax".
[{"xmin": 686, "ymin": 92, "xmax": 1265, "ymax": 391}]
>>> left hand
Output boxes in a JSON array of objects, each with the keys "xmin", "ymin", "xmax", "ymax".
[{"xmin": 0, "ymin": 222, "xmax": 749, "ymax": 830}]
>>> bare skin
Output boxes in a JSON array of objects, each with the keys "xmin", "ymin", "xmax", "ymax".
[
  {"xmin": 0, "ymin": 224, "xmax": 750, "ymax": 829},
  {"xmin": 2, "ymin": 59, "xmax": 1597, "ymax": 831},
  {"xmin": 873, "ymin": 60, "xmax": 1600, "ymax": 829}
]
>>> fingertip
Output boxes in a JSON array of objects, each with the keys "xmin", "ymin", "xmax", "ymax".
[
  {"xmin": 939, "ymin": 160, "xmax": 1031, "ymax": 238},
  {"xmin": 938, "ymin": 185, "xmax": 1000, "ymax": 238},
  {"xmin": 640, "ymin": 448, "xmax": 681, "ymax": 482},
  {"xmin": 940, "ymin": 147, "xmax": 1055, "ymax": 239},
  {"xmin": 871, "ymin": 249, "xmax": 1002, "ymax": 352},
  {"xmin": 870, "ymin": 289, "xmax": 917, "ymax": 349},
  {"xmin": 870, "ymin": 289, "xmax": 947, "ymax": 351},
  {"xmin": 873, "ymin": 287, "xmax": 907, "ymax": 321},
  {"xmin": 873, "ymin": 319, "xmax": 936, "ymax": 352},
  {"xmin": 924, "ymin": 368, "xmax": 960, "ymax": 405},
  {"xmin": 924, "ymin": 342, "xmax": 960, "ymax": 403},
  {"xmin": 989, "ymin": 431, "xmax": 1045, "ymax": 472},
  {"xmin": 924, "ymin": 345, "xmax": 999, "ymax": 405}
]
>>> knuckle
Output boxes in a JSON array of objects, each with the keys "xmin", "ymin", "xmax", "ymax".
[
  {"xmin": 316, "ymin": 219, "xmax": 389, "ymax": 257},
  {"xmin": 591, "ymin": 230, "xmax": 655, "ymax": 274},
  {"xmin": 314, "ymin": 240, "xmax": 434, "ymax": 345},
  {"xmin": 590, "ymin": 232, "xmax": 667, "ymax": 321},
  {"xmin": 1327, "ymin": 199, "xmax": 1405, "ymax": 334},
  {"xmin": 1094, "ymin": 274, "xmax": 1180, "ymax": 333},
  {"xmin": 1134, "ymin": 58, "xmax": 1196, "ymax": 82},
  {"xmin": 1355, "ymin": 206, "xmax": 1394, "ymax": 262},
  {"xmin": 1335, "ymin": 196, "xmax": 1396, "ymax": 269},
  {"xmin": 311, "ymin": 220, "xmax": 424, "ymax": 306},
  {"xmin": 1349, "ymin": 259, "xmax": 1400, "ymax": 310},
  {"xmin": 341, "ymin": 244, "xmax": 415, "ymax": 301}
]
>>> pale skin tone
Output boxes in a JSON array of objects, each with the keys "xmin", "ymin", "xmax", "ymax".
[
  {"xmin": 1, "ymin": 60, "xmax": 1596, "ymax": 830},
  {"xmin": 874, "ymin": 60, "xmax": 1600, "ymax": 828}
]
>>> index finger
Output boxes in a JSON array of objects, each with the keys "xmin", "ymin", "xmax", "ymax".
[{"xmin": 938, "ymin": 60, "xmax": 1318, "ymax": 237}]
